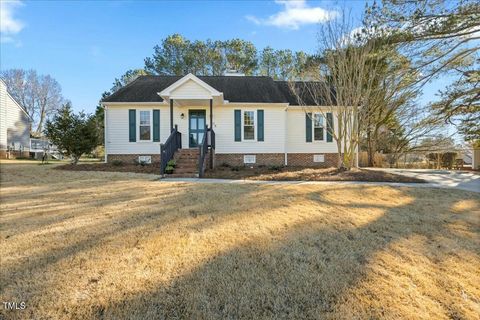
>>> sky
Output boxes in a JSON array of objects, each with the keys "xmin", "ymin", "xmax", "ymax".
[{"xmin": 0, "ymin": 0, "xmax": 450, "ymax": 115}]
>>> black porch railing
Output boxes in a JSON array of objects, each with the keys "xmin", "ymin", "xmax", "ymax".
[
  {"xmin": 160, "ymin": 126, "xmax": 182, "ymax": 176},
  {"xmin": 198, "ymin": 126, "xmax": 215, "ymax": 178}
]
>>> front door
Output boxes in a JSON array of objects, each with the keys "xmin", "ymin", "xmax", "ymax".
[{"xmin": 189, "ymin": 110, "xmax": 206, "ymax": 148}]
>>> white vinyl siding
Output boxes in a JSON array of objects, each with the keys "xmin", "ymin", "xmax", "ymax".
[
  {"xmin": 104, "ymin": 104, "xmax": 341, "ymax": 156},
  {"xmin": 105, "ymin": 105, "xmax": 167, "ymax": 154},
  {"xmin": 0, "ymin": 80, "xmax": 30, "ymax": 151},
  {"xmin": 286, "ymin": 108, "xmax": 338, "ymax": 153},
  {"xmin": 170, "ymin": 79, "xmax": 212, "ymax": 99},
  {"xmin": 214, "ymin": 105, "xmax": 286, "ymax": 154}
]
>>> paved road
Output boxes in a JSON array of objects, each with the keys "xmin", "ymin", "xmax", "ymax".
[{"xmin": 369, "ymin": 168, "xmax": 480, "ymax": 193}]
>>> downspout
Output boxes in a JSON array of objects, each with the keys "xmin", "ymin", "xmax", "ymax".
[
  {"xmin": 284, "ymin": 105, "xmax": 289, "ymax": 166},
  {"xmin": 103, "ymin": 104, "xmax": 107, "ymax": 163}
]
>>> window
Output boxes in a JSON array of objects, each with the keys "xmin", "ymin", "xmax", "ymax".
[
  {"xmin": 243, "ymin": 111, "xmax": 255, "ymax": 140},
  {"xmin": 139, "ymin": 110, "xmax": 151, "ymax": 140},
  {"xmin": 313, "ymin": 113, "xmax": 324, "ymax": 141}
]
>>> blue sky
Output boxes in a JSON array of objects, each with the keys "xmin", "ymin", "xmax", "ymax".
[{"xmin": 1, "ymin": 0, "xmax": 445, "ymax": 114}]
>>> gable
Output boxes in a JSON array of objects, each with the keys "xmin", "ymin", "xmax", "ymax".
[
  {"xmin": 158, "ymin": 74, "xmax": 222, "ymax": 101},
  {"xmin": 170, "ymin": 79, "xmax": 212, "ymax": 99},
  {"xmin": 0, "ymin": 79, "xmax": 31, "ymax": 120}
]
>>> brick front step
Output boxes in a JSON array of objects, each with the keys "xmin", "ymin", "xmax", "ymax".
[
  {"xmin": 176, "ymin": 157, "xmax": 198, "ymax": 162},
  {"xmin": 177, "ymin": 149, "xmax": 199, "ymax": 154},
  {"xmin": 168, "ymin": 148, "xmax": 203, "ymax": 177},
  {"xmin": 175, "ymin": 163, "xmax": 198, "ymax": 170},
  {"xmin": 173, "ymin": 168, "xmax": 198, "ymax": 174}
]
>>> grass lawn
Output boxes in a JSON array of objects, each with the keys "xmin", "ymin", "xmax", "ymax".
[{"xmin": 0, "ymin": 160, "xmax": 478, "ymax": 319}]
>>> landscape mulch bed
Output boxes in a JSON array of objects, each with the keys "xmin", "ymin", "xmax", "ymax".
[
  {"xmin": 55, "ymin": 163, "xmax": 161, "ymax": 174},
  {"xmin": 205, "ymin": 166, "xmax": 425, "ymax": 183},
  {"xmin": 57, "ymin": 163, "xmax": 425, "ymax": 183}
]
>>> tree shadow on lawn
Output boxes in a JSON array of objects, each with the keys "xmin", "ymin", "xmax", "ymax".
[
  {"xmin": 0, "ymin": 179, "xmax": 294, "ymax": 319},
  {"xmin": 1, "ymin": 180, "xmax": 478, "ymax": 319},
  {"xmin": 78, "ymin": 188, "xmax": 479, "ymax": 319}
]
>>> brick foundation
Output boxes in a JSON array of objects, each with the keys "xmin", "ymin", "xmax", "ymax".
[
  {"xmin": 215, "ymin": 153, "xmax": 285, "ymax": 167},
  {"xmin": 287, "ymin": 153, "xmax": 338, "ymax": 167},
  {"xmin": 107, "ymin": 154, "xmax": 161, "ymax": 164},
  {"xmin": 106, "ymin": 152, "xmax": 339, "ymax": 168}
]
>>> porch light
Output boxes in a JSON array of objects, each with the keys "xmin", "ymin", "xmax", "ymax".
[{"xmin": 180, "ymin": 113, "xmax": 185, "ymax": 119}]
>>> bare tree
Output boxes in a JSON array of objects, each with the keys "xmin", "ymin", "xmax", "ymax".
[
  {"xmin": 1, "ymin": 69, "xmax": 64, "ymax": 137},
  {"xmin": 288, "ymin": 13, "xmax": 386, "ymax": 170}
]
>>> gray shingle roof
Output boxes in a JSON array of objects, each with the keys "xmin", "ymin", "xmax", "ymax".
[{"xmin": 102, "ymin": 75, "xmax": 327, "ymax": 105}]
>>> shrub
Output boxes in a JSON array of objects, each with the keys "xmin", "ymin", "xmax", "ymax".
[
  {"xmin": 165, "ymin": 165, "xmax": 174, "ymax": 174},
  {"xmin": 220, "ymin": 162, "xmax": 231, "ymax": 168},
  {"xmin": 112, "ymin": 160, "xmax": 123, "ymax": 166},
  {"xmin": 231, "ymin": 166, "xmax": 240, "ymax": 172},
  {"xmin": 167, "ymin": 159, "xmax": 176, "ymax": 167},
  {"xmin": 44, "ymin": 103, "xmax": 99, "ymax": 164},
  {"xmin": 268, "ymin": 165, "xmax": 283, "ymax": 171}
]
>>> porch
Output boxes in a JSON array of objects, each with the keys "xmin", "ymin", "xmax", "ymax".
[
  {"xmin": 158, "ymin": 76, "xmax": 221, "ymax": 177},
  {"xmin": 159, "ymin": 124, "xmax": 216, "ymax": 178}
]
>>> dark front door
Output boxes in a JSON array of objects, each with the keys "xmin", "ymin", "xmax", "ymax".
[{"xmin": 189, "ymin": 110, "xmax": 206, "ymax": 148}]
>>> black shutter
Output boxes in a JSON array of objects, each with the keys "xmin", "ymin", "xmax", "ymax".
[
  {"xmin": 234, "ymin": 109, "xmax": 241, "ymax": 141},
  {"xmin": 153, "ymin": 109, "xmax": 160, "ymax": 142},
  {"xmin": 306, "ymin": 113, "xmax": 312, "ymax": 142},
  {"xmin": 257, "ymin": 110, "xmax": 264, "ymax": 142},
  {"xmin": 326, "ymin": 112, "xmax": 333, "ymax": 142},
  {"xmin": 129, "ymin": 109, "xmax": 136, "ymax": 142}
]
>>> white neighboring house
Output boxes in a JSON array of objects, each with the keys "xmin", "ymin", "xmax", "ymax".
[
  {"xmin": 30, "ymin": 138, "xmax": 63, "ymax": 160},
  {"xmin": 102, "ymin": 73, "xmax": 352, "ymax": 176},
  {"xmin": 0, "ymin": 79, "xmax": 31, "ymax": 159}
]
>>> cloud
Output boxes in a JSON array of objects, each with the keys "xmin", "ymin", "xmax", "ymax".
[
  {"xmin": 1, "ymin": 0, "xmax": 24, "ymax": 44},
  {"xmin": 246, "ymin": 0, "xmax": 337, "ymax": 30}
]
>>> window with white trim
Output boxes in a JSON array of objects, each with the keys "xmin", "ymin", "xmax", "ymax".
[
  {"xmin": 243, "ymin": 111, "xmax": 255, "ymax": 140},
  {"xmin": 139, "ymin": 110, "xmax": 151, "ymax": 141},
  {"xmin": 313, "ymin": 113, "xmax": 324, "ymax": 141}
]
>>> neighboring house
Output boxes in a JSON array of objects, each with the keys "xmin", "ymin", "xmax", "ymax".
[
  {"xmin": 473, "ymin": 148, "xmax": 480, "ymax": 170},
  {"xmin": 30, "ymin": 138, "xmax": 63, "ymax": 160},
  {"xmin": 102, "ymin": 73, "xmax": 349, "ymax": 176},
  {"xmin": 0, "ymin": 79, "xmax": 31, "ymax": 159}
]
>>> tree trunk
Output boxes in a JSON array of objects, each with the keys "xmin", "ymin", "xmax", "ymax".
[
  {"xmin": 35, "ymin": 101, "xmax": 47, "ymax": 136},
  {"xmin": 367, "ymin": 131, "xmax": 376, "ymax": 167}
]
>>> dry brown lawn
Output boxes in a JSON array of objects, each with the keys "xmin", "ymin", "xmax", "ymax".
[{"xmin": 0, "ymin": 160, "xmax": 479, "ymax": 319}]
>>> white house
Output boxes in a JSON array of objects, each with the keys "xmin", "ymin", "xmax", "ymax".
[
  {"xmin": 102, "ymin": 74, "xmax": 348, "ymax": 176},
  {"xmin": 0, "ymin": 79, "xmax": 31, "ymax": 159}
]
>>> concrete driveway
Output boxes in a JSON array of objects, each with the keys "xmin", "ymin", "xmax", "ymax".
[{"xmin": 371, "ymin": 168, "xmax": 480, "ymax": 193}]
